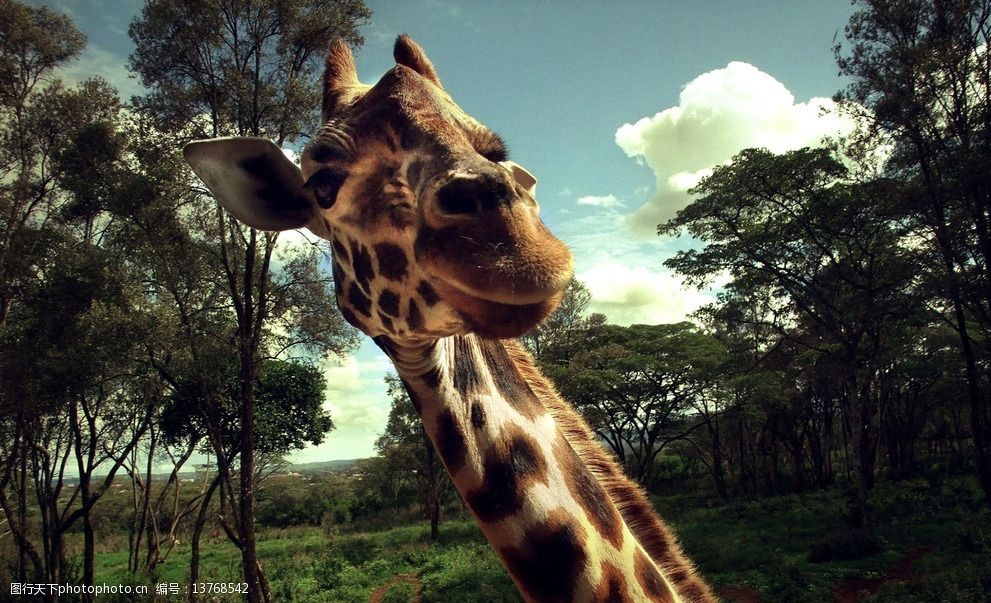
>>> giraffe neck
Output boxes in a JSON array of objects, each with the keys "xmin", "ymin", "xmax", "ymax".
[{"xmin": 379, "ymin": 334, "xmax": 687, "ymax": 603}]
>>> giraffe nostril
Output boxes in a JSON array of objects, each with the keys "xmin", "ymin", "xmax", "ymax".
[{"xmin": 435, "ymin": 174, "xmax": 512, "ymax": 216}]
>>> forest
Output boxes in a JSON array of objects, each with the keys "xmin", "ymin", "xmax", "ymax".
[{"xmin": 1, "ymin": 0, "xmax": 990, "ymax": 601}]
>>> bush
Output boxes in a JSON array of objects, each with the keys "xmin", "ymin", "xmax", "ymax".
[
  {"xmin": 755, "ymin": 559, "xmax": 824, "ymax": 602},
  {"xmin": 807, "ymin": 530, "xmax": 884, "ymax": 563}
]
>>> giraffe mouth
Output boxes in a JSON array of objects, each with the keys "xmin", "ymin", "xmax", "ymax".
[{"xmin": 431, "ymin": 278, "xmax": 563, "ymax": 339}]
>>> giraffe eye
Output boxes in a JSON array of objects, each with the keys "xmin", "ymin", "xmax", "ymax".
[{"xmin": 305, "ymin": 168, "xmax": 347, "ymax": 209}]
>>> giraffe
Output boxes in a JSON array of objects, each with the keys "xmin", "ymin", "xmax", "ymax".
[{"xmin": 183, "ymin": 36, "xmax": 716, "ymax": 603}]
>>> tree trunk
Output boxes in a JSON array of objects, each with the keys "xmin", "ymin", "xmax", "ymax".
[
  {"xmin": 429, "ymin": 496, "xmax": 440, "ymax": 541},
  {"xmin": 189, "ymin": 475, "xmax": 220, "ymax": 603},
  {"xmin": 239, "ymin": 361, "xmax": 263, "ymax": 603},
  {"xmin": 82, "ymin": 510, "xmax": 95, "ymax": 603}
]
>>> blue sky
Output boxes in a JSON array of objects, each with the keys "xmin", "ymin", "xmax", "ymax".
[{"xmin": 34, "ymin": 0, "xmax": 858, "ymax": 461}]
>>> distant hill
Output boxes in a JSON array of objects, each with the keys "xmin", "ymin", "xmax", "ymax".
[{"xmin": 286, "ymin": 458, "xmax": 365, "ymax": 473}]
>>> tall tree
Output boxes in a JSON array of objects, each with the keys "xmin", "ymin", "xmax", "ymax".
[
  {"xmin": 0, "ymin": 75, "xmax": 170, "ymax": 600},
  {"xmin": 0, "ymin": 7, "xmax": 88, "ymax": 582},
  {"xmin": 128, "ymin": 2, "xmax": 368, "ymax": 599},
  {"xmin": 0, "ymin": 0, "xmax": 85, "ymax": 325},
  {"xmin": 662, "ymin": 147, "xmax": 919, "ymax": 525},
  {"xmin": 835, "ymin": 0, "xmax": 991, "ymax": 505}
]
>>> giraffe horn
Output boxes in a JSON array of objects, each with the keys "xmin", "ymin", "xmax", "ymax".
[
  {"xmin": 394, "ymin": 34, "xmax": 443, "ymax": 88},
  {"xmin": 322, "ymin": 39, "xmax": 361, "ymax": 118}
]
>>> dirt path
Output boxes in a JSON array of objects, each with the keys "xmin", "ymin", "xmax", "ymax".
[
  {"xmin": 719, "ymin": 584, "xmax": 762, "ymax": 602},
  {"xmin": 832, "ymin": 547, "xmax": 933, "ymax": 603},
  {"xmin": 369, "ymin": 572, "xmax": 423, "ymax": 603},
  {"xmin": 719, "ymin": 546, "xmax": 933, "ymax": 603}
]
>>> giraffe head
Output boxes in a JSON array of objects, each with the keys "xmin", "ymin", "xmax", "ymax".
[{"xmin": 185, "ymin": 36, "xmax": 573, "ymax": 342}]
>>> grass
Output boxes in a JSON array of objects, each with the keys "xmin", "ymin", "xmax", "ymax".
[{"xmin": 70, "ymin": 476, "xmax": 989, "ymax": 601}]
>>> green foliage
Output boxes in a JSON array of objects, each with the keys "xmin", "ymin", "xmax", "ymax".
[
  {"xmin": 66, "ymin": 477, "xmax": 988, "ymax": 601},
  {"xmin": 835, "ymin": 0, "xmax": 991, "ymax": 504},
  {"xmin": 160, "ymin": 358, "xmax": 333, "ymax": 454},
  {"xmin": 543, "ymin": 322, "xmax": 727, "ymax": 485},
  {"xmin": 129, "ymin": 0, "xmax": 370, "ymax": 139},
  {"xmin": 0, "ymin": 0, "xmax": 85, "ymax": 107},
  {"xmin": 521, "ymin": 276, "xmax": 605, "ymax": 361},
  {"xmin": 807, "ymin": 531, "xmax": 885, "ymax": 563}
]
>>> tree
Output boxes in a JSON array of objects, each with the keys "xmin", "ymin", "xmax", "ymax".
[
  {"xmin": 129, "ymin": 0, "xmax": 370, "ymax": 141},
  {"xmin": 374, "ymin": 374, "xmax": 454, "ymax": 540},
  {"xmin": 0, "ymin": 6, "xmax": 149, "ymax": 589},
  {"xmin": 662, "ymin": 146, "xmax": 920, "ymax": 525},
  {"xmin": 543, "ymin": 322, "xmax": 726, "ymax": 488},
  {"xmin": 0, "ymin": 68, "xmax": 171, "ymax": 598},
  {"xmin": 0, "ymin": 0, "xmax": 85, "ymax": 323},
  {"xmin": 521, "ymin": 276, "xmax": 605, "ymax": 362},
  {"xmin": 835, "ymin": 0, "xmax": 991, "ymax": 505},
  {"xmin": 128, "ymin": 2, "xmax": 368, "ymax": 599}
]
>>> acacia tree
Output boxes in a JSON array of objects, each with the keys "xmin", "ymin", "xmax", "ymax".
[
  {"xmin": 0, "ymin": 4, "xmax": 173, "ymax": 591},
  {"xmin": 0, "ymin": 0, "xmax": 85, "ymax": 326},
  {"xmin": 835, "ymin": 0, "xmax": 991, "ymax": 504},
  {"xmin": 0, "ymin": 81, "xmax": 182, "ymax": 603},
  {"xmin": 543, "ymin": 322, "xmax": 725, "ymax": 488},
  {"xmin": 128, "ymin": 2, "xmax": 368, "ymax": 599}
]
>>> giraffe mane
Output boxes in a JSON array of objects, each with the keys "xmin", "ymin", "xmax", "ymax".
[{"xmin": 501, "ymin": 340, "xmax": 715, "ymax": 603}]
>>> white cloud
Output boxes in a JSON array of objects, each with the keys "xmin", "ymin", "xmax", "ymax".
[
  {"xmin": 285, "ymin": 341, "xmax": 396, "ymax": 463},
  {"xmin": 318, "ymin": 351, "xmax": 393, "ymax": 430},
  {"xmin": 615, "ymin": 61, "xmax": 856, "ymax": 235},
  {"xmin": 578, "ymin": 264, "xmax": 716, "ymax": 326},
  {"xmin": 577, "ymin": 194, "xmax": 624, "ymax": 208}
]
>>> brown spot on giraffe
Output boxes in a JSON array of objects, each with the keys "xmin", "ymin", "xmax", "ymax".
[
  {"xmin": 377, "ymin": 289, "xmax": 400, "ymax": 317},
  {"xmin": 500, "ymin": 510, "xmax": 588, "ymax": 603},
  {"xmin": 635, "ymin": 549, "xmax": 676, "ymax": 603},
  {"xmin": 376, "ymin": 311, "xmax": 394, "ymax": 334},
  {"xmin": 480, "ymin": 339, "xmax": 543, "ymax": 420},
  {"xmin": 350, "ymin": 242, "xmax": 374, "ymax": 294},
  {"xmin": 593, "ymin": 561, "xmax": 632, "ymax": 603},
  {"xmin": 435, "ymin": 409, "xmax": 466, "ymax": 474},
  {"xmin": 452, "ymin": 336, "xmax": 481, "ymax": 398},
  {"xmin": 374, "ymin": 242, "xmax": 408, "ymax": 281},
  {"xmin": 469, "ymin": 402, "xmax": 486, "ymax": 429},
  {"xmin": 416, "ymin": 279, "xmax": 440, "ymax": 306},
  {"xmin": 420, "ymin": 365, "xmax": 441, "ymax": 389},
  {"xmin": 466, "ymin": 425, "xmax": 549, "ymax": 523},
  {"xmin": 407, "ymin": 298, "xmax": 423, "ymax": 331},
  {"xmin": 347, "ymin": 282, "xmax": 372, "ymax": 317}
]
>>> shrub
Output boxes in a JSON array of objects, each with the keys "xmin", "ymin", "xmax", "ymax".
[{"xmin": 807, "ymin": 530, "xmax": 884, "ymax": 563}]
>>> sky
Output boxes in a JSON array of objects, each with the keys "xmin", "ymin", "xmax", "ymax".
[{"xmin": 31, "ymin": 0, "xmax": 859, "ymax": 462}]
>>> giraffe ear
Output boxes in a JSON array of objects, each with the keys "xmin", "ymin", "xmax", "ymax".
[
  {"xmin": 502, "ymin": 160, "xmax": 537, "ymax": 196},
  {"xmin": 394, "ymin": 35, "xmax": 442, "ymax": 87},
  {"xmin": 183, "ymin": 137, "xmax": 328, "ymax": 236}
]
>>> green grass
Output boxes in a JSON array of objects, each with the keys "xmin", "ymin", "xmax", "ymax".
[
  {"xmin": 80, "ymin": 476, "xmax": 991, "ymax": 602},
  {"xmin": 664, "ymin": 477, "xmax": 991, "ymax": 602},
  {"xmin": 89, "ymin": 520, "xmax": 519, "ymax": 603}
]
